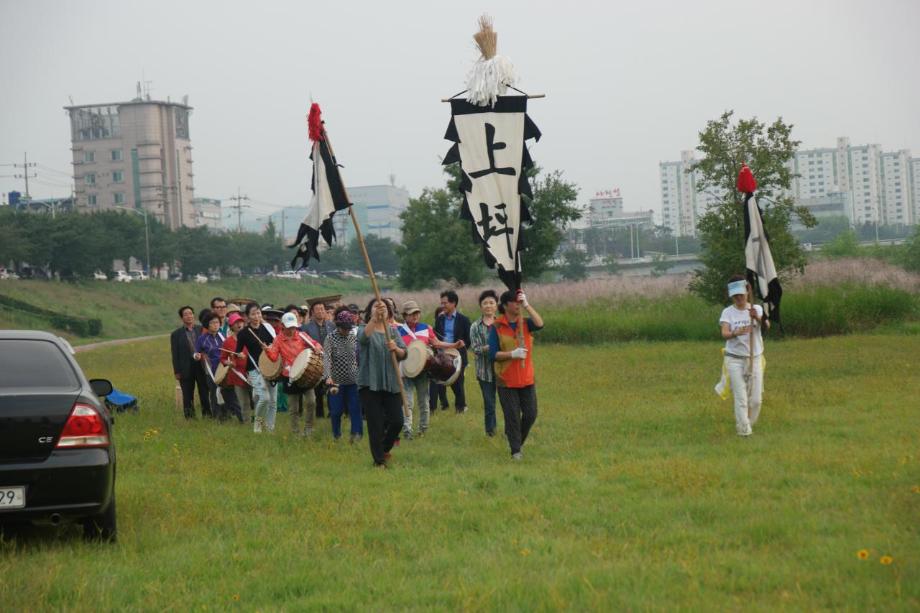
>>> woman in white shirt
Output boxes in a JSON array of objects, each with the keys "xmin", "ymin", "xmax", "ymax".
[{"xmin": 719, "ymin": 275, "xmax": 770, "ymax": 437}]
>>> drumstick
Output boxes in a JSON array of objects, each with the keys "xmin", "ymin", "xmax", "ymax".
[{"xmin": 219, "ymin": 348, "xmax": 244, "ymax": 357}]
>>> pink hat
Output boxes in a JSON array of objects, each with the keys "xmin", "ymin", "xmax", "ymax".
[{"xmin": 227, "ymin": 313, "xmax": 244, "ymax": 326}]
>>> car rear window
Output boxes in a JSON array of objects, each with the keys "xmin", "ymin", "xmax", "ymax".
[{"xmin": 0, "ymin": 339, "xmax": 80, "ymax": 389}]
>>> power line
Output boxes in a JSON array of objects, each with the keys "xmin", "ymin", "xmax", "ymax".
[{"xmin": 227, "ymin": 187, "xmax": 251, "ymax": 233}]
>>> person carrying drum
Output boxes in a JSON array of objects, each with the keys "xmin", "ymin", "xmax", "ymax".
[
  {"xmin": 236, "ymin": 303, "xmax": 279, "ymax": 433},
  {"xmin": 219, "ymin": 312, "xmax": 249, "ymax": 424},
  {"xmin": 323, "ymin": 307, "xmax": 363, "ymax": 443},
  {"xmin": 265, "ymin": 312, "xmax": 323, "ymax": 438},
  {"xmin": 397, "ymin": 300, "xmax": 434, "ymax": 439},
  {"xmin": 489, "ymin": 289, "xmax": 544, "ymax": 461},
  {"xmin": 194, "ymin": 309, "xmax": 226, "ymax": 421},
  {"xmin": 359, "ymin": 298, "xmax": 407, "ymax": 468},
  {"xmin": 718, "ymin": 275, "xmax": 769, "ymax": 437}
]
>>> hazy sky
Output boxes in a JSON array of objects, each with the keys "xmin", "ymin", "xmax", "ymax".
[{"xmin": 2, "ymin": 0, "xmax": 918, "ymax": 223}]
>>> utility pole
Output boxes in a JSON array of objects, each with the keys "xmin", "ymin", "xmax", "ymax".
[
  {"xmin": 227, "ymin": 188, "xmax": 250, "ymax": 232},
  {"xmin": 13, "ymin": 152, "xmax": 37, "ymax": 199}
]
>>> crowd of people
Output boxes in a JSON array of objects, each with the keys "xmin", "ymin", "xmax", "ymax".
[
  {"xmin": 170, "ymin": 289, "xmax": 544, "ymax": 467},
  {"xmin": 169, "ymin": 274, "xmax": 768, "ymax": 468}
]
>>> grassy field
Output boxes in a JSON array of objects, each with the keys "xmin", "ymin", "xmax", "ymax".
[{"xmin": 1, "ymin": 335, "xmax": 917, "ymax": 610}]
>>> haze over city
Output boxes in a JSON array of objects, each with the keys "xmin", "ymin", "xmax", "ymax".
[{"xmin": 2, "ymin": 0, "xmax": 918, "ymax": 220}]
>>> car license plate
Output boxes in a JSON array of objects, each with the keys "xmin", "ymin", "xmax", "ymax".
[{"xmin": 0, "ymin": 487, "xmax": 25, "ymax": 509}]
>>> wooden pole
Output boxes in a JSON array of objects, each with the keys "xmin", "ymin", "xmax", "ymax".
[{"xmin": 320, "ymin": 128, "xmax": 410, "ymax": 418}]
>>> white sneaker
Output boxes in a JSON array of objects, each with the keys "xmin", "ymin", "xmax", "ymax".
[
  {"xmin": 511, "ymin": 452, "xmax": 523, "ymax": 461},
  {"xmin": 253, "ymin": 417, "xmax": 263, "ymax": 433}
]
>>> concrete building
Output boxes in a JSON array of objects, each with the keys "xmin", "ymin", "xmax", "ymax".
[
  {"xmin": 786, "ymin": 137, "xmax": 915, "ymax": 227},
  {"xmin": 659, "ymin": 151, "xmax": 722, "ymax": 237},
  {"xmin": 912, "ymin": 158, "xmax": 920, "ymax": 224},
  {"xmin": 665, "ymin": 137, "xmax": 919, "ymax": 234},
  {"xmin": 191, "ymin": 197, "xmax": 222, "ymax": 231},
  {"xmin": 332, "ymin": 183, "xmax": 410, "ymax": 245},
  {"xmin": 588, "ymin": 189, "xmax": 624, "ymax": 224},
  {"xmin": 66, "ymin": 91, "xmax": 195, "ymax": 229},
  {"xmin": 587, "ymin": 189, "xmax": 654, "ymax": 230}
]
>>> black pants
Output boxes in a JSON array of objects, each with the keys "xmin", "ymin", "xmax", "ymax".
[
  {"xmin": 429, "ymin": 379, "xmax": 449, "ymax": 410},
  {"xmin": 360, "ymin": 388, "xmax": 403, "ymax": 465},
  {"xmin": 314, "ymin": 384, "xmax": 325, "ymax": 418},
  {"xmin": 179, "ymin": 366, "xmax": 211, "ymax": 419},
  {"xmin": 221, "ymin": 386, "xmax": 243, "ymax": 423},
  {"xmin": 498, "ymin": 385, "xmax": 537, "ymax": 455},
  {"xmin": 450, "ymin": 370, "xmax": 467, "ymax": 410}
]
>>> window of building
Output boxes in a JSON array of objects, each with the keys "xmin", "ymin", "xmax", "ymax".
[
  {"xmin": 113, "ymin": 170, "xmax": 124, "ymax": 183},
  {"xmin": 87, "ymin": 194, "xmax": 97, "ymax": 206},
  {"xmin": 84, "ymin": 150, "xmax": 95, "ymax": 163},
  {"xmin": 114, "ymin": 193, "xmax": 125, "ymax": 205},
  {"xmin": 111, "ymin": 149, "xmax": 123, "ymax": 161},
  {"xmin": 84, "ymin": 173, "xmax": 95, "ymax": 186}
]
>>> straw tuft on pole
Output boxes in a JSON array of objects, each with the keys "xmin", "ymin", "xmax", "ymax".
[{"xmin": 473, "ymin": 15, "xmax": 497, "ymax": 60}]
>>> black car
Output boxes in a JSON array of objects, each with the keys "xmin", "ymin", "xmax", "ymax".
[{"xmin": 0, "ymin": 330, "xmax": 117, "ymax": 541}]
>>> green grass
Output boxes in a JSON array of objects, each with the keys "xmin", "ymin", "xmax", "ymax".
[
  {"xmin": 1, "ymin": 336, "xmax": 917, "ymax": 610},
  {"xmin": 0, "ymin": 277, "xmax": 382, "ymax": 344}
]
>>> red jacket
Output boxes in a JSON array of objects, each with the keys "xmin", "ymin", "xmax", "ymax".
[
  {"xmin": 266, "ymin": 331, "xmax": 321, "ymax": 377},
  {"xmin": 220, "ymin": 335, "xmax": 249, "ymax": 387}
]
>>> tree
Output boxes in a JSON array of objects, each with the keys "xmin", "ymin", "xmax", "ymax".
[
  {"xmin": 902, "ymin": 226, "xmax": 920, "ymax": 273},
  {"xmin": 396, "ymin": 184, "xmax": 486, "ymax": 289},
  {"xmin": 603, "ymin": 252, "xmax": 620, "ymax": 275},
  {"xmin": 521, "ymin": 168, "xmax": 582, "ymax": 279},
  {"xmin": 559, "ymin": 249, "xmax": 588, "ymax": 281},
  {"xmin": 821, "ymin": 229, "xmax": 860, "ymax": 257},
  {"xmin": 650, "ymin": 254, "xmax": 673, "ymax": 277},
  {"xmin": 688, "ymin": 111, "xmax": 815, "ymax": 304},
  {"xmin": 354, "ymin": 234, "xmax": 399, "ymax": 275}
]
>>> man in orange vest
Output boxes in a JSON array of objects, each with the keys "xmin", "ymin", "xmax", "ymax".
[{"xmin": 488, "ymin": 289, "xmax": 544, "ymax": 460}]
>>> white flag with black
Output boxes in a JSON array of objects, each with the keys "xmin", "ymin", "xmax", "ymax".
[
  {"xmin": 443, "ymin": 96, "xmax": 540, "ymax": 290},
  {"xmin": 290, "ymin": 103, "xmax": 351, "ymax": 270},
  {"xmin": 738, "ymin": 164, "xmax": 782, "ymax": 323}
]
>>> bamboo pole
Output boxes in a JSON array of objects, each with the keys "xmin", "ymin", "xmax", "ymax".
[{"xmin": 320, "ymin": 127, "xmax": 410, "ymax": 419}]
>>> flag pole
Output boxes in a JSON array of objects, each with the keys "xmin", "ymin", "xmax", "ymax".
[{"xmin": 320, "ymin": 128, "xmax": 411, "ymax": 419}]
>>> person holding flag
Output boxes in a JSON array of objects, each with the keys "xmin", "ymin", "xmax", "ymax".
[
  {"xmin": 715, "ymin": 163, "xmax": 780, "ymax": 436},
  {"xmin": 488, "ymin": 289, "xmax": 543, "ymax": 460},
  {"xmin": 719, "ymin": 276, "xmax": 769, "ymax": 437}
]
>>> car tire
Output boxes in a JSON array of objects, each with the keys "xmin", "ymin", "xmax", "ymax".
[{"xmin": 83, "ymin": 498, "xmax": 117, "ymax": 542}]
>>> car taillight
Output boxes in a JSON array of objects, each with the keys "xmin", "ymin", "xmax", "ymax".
[{"xmin": 56, "ymin": 403, "xmax": 110, "ymax": 448}]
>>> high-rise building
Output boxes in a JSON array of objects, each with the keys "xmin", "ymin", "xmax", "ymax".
[
  {"xmin": 911, "ymin": 158, "xmax": 920, "ymax": 224},
  {"xmin": 791, "ymin": 137, "xmax": 914, "ymax": 226},
  {"xmin": 659, "ymin": 151, "xmax": 722, "ymax": 237},
  {"xmin": 665, "ymin": 137, "xmax": 919, "ymax": 234},
  {"xmin": 66, "ymin": 92, "xmax": 195, "ymax": 229}
]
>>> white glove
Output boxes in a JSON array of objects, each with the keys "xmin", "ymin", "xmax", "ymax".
[
  {"xmin": 517, "ymin": 290, "xmax": 529, "ymax": 308},
  {"xmin": 510, "ymin": 347, "xmax": 528, "ymax": 360}
]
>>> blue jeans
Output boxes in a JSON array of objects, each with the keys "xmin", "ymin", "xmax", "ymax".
[
  {"xmin": 328, "ymin": 383, "xmax": 362, "ymax": 438},
  {"xmin": 479, "ymin": 379, "xmax": 497, "ymax": 434}
]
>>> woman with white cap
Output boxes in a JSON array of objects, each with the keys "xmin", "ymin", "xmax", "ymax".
[
  {"xmin": 265, "ymin": 311, "xmax": 322, "ymax": 438},
  {"xmin": 719, "ymin": 275, "xmax": 770, "ymax": 436}
]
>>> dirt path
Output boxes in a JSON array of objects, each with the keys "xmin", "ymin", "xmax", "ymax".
[{"xmin": 74, "ymin": 334, "xmax": 168, "ymax": 353}]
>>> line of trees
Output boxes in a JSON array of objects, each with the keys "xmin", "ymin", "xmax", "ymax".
[{"xmin": 0, "ymin": 208, "xmax": 291, "ymax": 279}]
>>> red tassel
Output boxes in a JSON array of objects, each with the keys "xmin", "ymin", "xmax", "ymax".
[
  {"xmin": 308, "ymin": 103, "xmax": 324, "ymax": 142},
  {"xmin": 736, "ymin": 163, "xmax": 757, "ymax": 194}
]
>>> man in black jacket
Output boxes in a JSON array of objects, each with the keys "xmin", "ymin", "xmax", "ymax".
[
  {"xmin": 434, "ymin": 290, "xmax": 471, "ymax": 413},
  {"xmin": 170, "ymin": 305, "xmax": 210, "ymax": 419}
]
